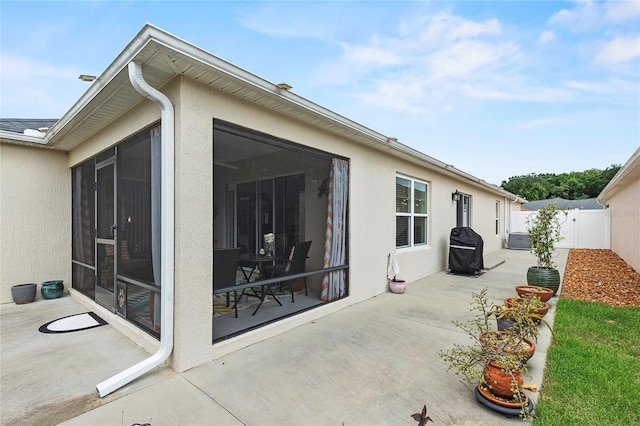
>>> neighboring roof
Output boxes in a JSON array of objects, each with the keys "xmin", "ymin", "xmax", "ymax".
[
  {"xmin": 598, "ymin": 147, "xmax": 640, "ymax": 201},
  {"xmin": 521, "ymin": 198, "xmax": 605, "ymax": 211},
  {"xmin": 0, "ymin": 23, "xmax": 521, "ymax": 201},
  {"xmin": 0, "ymin": 119, "xmax": 58, "ymax": 134}
]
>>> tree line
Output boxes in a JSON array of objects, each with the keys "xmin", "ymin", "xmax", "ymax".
[{"xmin": 500, "ymin": 165, "xmax": 621, "ymax": 201}]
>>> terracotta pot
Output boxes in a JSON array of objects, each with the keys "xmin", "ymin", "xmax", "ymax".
[
  {"xmin": 476, "ymin": 384, "xmax": 530, "ymax": 409},
  {"xmin": 479, "ymin": 331, "xmax": 536, "ymax": 363},
  {"xmin": 515, "ymin": 285, "xmax": 554, "ymax": 303},
  {"xmin": 526, "ymin": 267, "xmax": 560, "ymax": 295},
  {"xmin": 483, "ymin": 361, "xmax": 523, "ymax": 398},
  {"xmin": 504, "ymin": 297, "xmax": 549, "ymax": 318}
]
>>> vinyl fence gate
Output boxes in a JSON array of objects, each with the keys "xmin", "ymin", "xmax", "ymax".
[{"xmin": 510, "ymin": 209, "xmax": 610, "ymax": 250}]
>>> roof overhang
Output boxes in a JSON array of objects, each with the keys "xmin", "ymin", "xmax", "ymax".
[
  {"xmin": 598, "ymin": 147, "xmax": 640, "ymax": 200},
  {"xmin": 1, "ymin": 23, "xmax": 519, "ymax": 200}
]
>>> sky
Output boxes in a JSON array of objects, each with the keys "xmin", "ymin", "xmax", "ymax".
[{"xmin": 1, "ymin": 1, "xmax": 638, "ymax": 186}]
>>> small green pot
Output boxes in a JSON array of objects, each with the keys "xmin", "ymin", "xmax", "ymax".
[
  {"xmin": 526, "ymin": 267, "xmax": 560, "ymax": 295},
  {"xmin": 41, "ymin": 280, "xmax": 64, "ymax": 299}
]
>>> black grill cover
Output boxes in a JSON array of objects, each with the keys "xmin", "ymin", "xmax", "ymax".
[{"xmin": 449, "ymin": 227, "xmax": 484, "ymax": 275}]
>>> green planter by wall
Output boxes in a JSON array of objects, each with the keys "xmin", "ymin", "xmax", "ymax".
[
  {"xmin": 526, "ymin": 267, "xmax": 560, "ymax": 295},
  {"xmin": 41, "ymin": 280, "xmax": 64, "ymax": 299}
]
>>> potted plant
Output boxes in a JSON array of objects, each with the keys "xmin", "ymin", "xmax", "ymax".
[
  {"xmin": 479, "ymin": 330, "xmax": 536, "ymax": 363},
  {"xmin": 439, "ymin": 287, "xmax": 535, "ymax": 419},
  {"xmin": 490, "ymin": 294, "xmax": 556, "ymax": 342},
  {"xmin": 515, "ymin": 285, "xmax": 554, "ymax": 303},
  {"xmin": 504, "ymin": 296, "xmax": 549, "ymax": 318},
  {"xmin": 525, "ymin": 203, "xmax": 567, "ymax": 294}
]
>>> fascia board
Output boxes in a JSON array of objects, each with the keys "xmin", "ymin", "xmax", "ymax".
[
  {"xmin": 385, "ymin": 139, "xmax": 520, "ymax": 199},
  {"xmin": 0, "ymin": 130, "xmax": 51, "ymax": 147},
  {"xmin": 44, "ymin": 24, "xmax": 162, "ymax": 146},
  {"xmin": 145, "ymin": 25, "xmax": 391, "ymax": 145},
  {"xmin": 598, "ymin": 146, "xmax": 640, "ymax": 200},
  {"xmin": 39, "ymin": 22, "xmax": 519, "ymax": 200}
]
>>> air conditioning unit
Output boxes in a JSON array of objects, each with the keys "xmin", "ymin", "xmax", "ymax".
[{"xmin": 509, "ymin": 232, "xmax": 530, "ymax": 250}]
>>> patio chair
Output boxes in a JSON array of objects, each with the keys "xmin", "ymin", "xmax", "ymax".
[
  {"xmin": 263, "ymin": 241, "xmax": 312, "ymax": 303},
  {"xmin": 213, "ymin": 247, "xmax": 241, "ymax": 317}
]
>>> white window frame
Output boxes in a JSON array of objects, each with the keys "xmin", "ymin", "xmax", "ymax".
[
  {"xmin": 495, "ymin": 201, "xmax": 500, "ymax": 235},
  {"xmin": 396, "ymin": 175, "xmax": 429, "ymax": 248},
  {"xmin": 461, "ymin": 193, "xmax": 471, "ymax": 227}
]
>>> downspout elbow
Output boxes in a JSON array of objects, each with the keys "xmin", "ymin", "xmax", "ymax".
[{"xmin": 96, "ymin": 61, "xmax": 175, "ymax": 398}]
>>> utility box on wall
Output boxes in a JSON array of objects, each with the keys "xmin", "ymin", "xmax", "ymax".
[{"xmin": 509, "ymin": 232, "xmax": 530, "ymax": 250}]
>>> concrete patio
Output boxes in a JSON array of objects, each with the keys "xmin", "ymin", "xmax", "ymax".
[{"xmin": 0, "ymin": 248, "xmax": 566, "ymax": 425}]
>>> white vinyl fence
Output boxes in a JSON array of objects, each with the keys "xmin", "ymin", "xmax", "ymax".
[{"xmin": 511, "ymin": 209, "xmax": 610, "ymax": 249}]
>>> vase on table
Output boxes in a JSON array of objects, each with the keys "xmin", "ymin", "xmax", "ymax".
[{"xmin": 264, "ymin": 233, "xmax": 275, "ymax": 257}]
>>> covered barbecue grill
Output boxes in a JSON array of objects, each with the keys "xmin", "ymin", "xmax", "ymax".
[{"xmin": 448, "ymin": 227, "xmax": 484, "ymax": 275}]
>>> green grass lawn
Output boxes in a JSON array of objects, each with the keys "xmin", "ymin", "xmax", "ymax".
[{"xmin": 534, "ymin": 298, "xmax": 640, "ymax": 425}]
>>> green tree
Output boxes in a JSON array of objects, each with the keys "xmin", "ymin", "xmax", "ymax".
[{"xmin": 500, "ymin": 165, "xmax": 620, "ymax": 201}]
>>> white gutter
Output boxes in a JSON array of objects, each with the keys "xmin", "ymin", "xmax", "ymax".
[{"xmin": 96, "ymin": 61, "xmax": 175, "ymax": 397}]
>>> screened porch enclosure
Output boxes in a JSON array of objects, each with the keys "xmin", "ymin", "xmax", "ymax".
[
  {"xmin": 71, "ymin": 124, "xmax": 161, "ymax": 339},
  {"xmin": 213, "ymin": 120, "xmax": 349, "ymax": 343}
]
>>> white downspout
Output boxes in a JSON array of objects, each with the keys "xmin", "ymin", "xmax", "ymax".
[{"xmin": 96, "ymin": 61, "xmax": 175, "ymax": 397}]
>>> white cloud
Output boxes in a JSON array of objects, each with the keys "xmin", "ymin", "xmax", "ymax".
[
  {"xmin": 1, "ymin": 52, "xmax": 78, "ymax": 80},
  {"xmin": 405, "ymin": 13, "xmax": 501, "ymax": 45},
  {"xmin": 538, "ymin": 30, "xmax": 556, "ymax": 44},
  {"xmin": 564, "ymin": 77, "xmax": 640, "ymax": 96},
  {"xmin": 0, "ymin": 52, "xmax": 85, "ymax": 117},
  {"xmin": 314, "ymin": 11, "xmax": 525, "ymax": 114},
  {"xmin": 236, "ymin": 5, "xmax": 331, "ymax": 40},
  {"xmin": 357, "ymin": 74, "xmax": 431, "ymax": 116},
  {"xmin": 548, "ymin": 0, "xmax": 601, "ymax": 31},
  {"xmin": 549, "ymin": 0, "xmax": 640, "ymax": 31},
  {"xmin": 427, "ymin": 39, "xmax": 520, "ymax": 81},
  {"xmin": 311, "ymin": 6, "xmax": 635, "ymax": 120},
  {"xmin": 514, "ymin": 116, "xmax": 565, "ymax": 130},
  {"xmin": 594, "ymin": 35, "xmax": 640, "ymax": 64},
  {"xmin": 459, "ymin": 83, "xmax": 573, "ymax": 103},
  {"xmin": 604, "ymin": 0, "xmax": 640, "ymax": 22},
  {"xmin": 340, "ymin": 42, "xmax": 403, "ymax": 67}
]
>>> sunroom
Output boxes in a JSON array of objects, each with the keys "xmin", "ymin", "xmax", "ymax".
[{"xmin": 213, "ymin": 120, "xmax": 349, "ymax": 342}]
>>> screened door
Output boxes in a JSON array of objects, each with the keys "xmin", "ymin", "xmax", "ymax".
[{"xmin": 95, "ymin": 161, "xmax": 116, "ymax": 309}]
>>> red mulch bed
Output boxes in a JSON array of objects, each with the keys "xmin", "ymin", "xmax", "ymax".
[{"xmin": 561, "ymin": 249, "xmax": 640, "ymax": 307}]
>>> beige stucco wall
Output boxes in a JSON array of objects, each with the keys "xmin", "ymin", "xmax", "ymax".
[
  {"xmin": 12, "ymin": 75, "xmax": 515, "ymax": 372},
  {"xmin": 607, "ymin": 178, "xmax": 640, "ymax": 272},
  {"xmin": 0, "ymin": 144, "xmax": 70, "ymax": 303},
  {"xmin": 176, "ymin": 77, "xmax": 512, "ymax": 370}
]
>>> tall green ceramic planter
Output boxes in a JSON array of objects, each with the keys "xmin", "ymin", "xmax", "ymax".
[{"xmin": 526, "ymin": 267, "xmax": 560, "ymax": 295}]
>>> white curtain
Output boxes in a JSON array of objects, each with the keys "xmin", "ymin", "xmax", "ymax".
[
  {"xmin": 321, "ymin": 158, "xmax": 348, "ymax": 301},
  {"xmin": 151, "ymin": 125, "xmax": 162, "ymax": 329}
]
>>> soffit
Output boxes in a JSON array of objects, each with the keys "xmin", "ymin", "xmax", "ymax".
[
  {"xmin": 599, "ymin": 148, "xmax": 640, "ymax": 199},
  {"xmin": 38, "ymin": 24, "xmax": 517, "ymax": 199},
  {"xmin": 48, "ymin": 37, "xmax": 381, "ymax": 151}
]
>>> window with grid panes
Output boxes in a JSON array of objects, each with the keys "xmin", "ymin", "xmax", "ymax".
[{"xmin": 396, "ymin": 176, "xmax": 428, "ymax": 248}]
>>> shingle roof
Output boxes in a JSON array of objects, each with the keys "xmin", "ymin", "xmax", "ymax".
[
  {"xmin": 521, "ymin": 197, "xmax": 605, "ymax": 211},
  {"xmin": 0, "ymin": 119, "xmax": 58, "ymax": 134}
]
